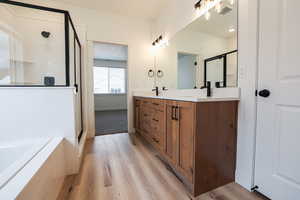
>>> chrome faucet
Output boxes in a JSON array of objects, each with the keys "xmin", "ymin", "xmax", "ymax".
[
  {"xmin": 152, "ymin": 86, "xmax": 159, "ymax": 96},
  {"xmin": 200, "ymin": 81, "xmax": 212, "ymax": 97}
]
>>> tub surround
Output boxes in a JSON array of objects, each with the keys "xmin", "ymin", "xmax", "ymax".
[
  {"xmin": 0, "ymin": 87, "xmax": 86, "ymax": 175},
  {"xmin": 0, "ymin": 139, "xmax": 50, "ymax": 190},
  {"xmin": 134, "ymin": 89, "xmax": 239, "ymax": 197},
  {"xmin": 0, "ymin": 138, "xmax": 65, "ymax": 200}
]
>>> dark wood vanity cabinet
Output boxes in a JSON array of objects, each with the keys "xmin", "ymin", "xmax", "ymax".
[{"xmin": 134, "ymin": 97, "xmax": 238, "ymax": 197}]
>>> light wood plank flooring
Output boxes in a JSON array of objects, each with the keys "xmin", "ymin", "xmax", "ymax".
[{"xmin": 63, "ymin": 133, "xmax": 268, "ymax": 200}]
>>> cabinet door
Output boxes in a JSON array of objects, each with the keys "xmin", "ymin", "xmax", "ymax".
[
  {"xmin": 165, "ymin": 101, "xmax": 179, "ymax": 165},
  {"xmin": 177, "ymin": 101, "xmax": 195, "ymax": 183}
]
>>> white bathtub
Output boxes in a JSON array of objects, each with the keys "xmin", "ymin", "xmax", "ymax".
[
  {"xmin": 0, "ymin": 139, "xmax": 50, "ymax": 189},
  {"xmin": 0, "ymin": 137, "xmax": 65, "ymax": 200}
]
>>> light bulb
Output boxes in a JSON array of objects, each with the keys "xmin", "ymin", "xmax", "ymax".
[
  {"xmin": 205, "ymin": 11, "xmax": 211, "ymax": 20},
  {"xmin": 229, "ymin": 0, "xmax": 235, "ymax": 5},
  {"xmin": 215, "ymin": 2, "xmax": 222, "ymax": 13}
]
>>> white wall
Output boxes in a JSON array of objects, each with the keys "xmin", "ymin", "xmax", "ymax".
[
  {"xmin": 153, "ymin": 0, "xmax": 223, "ymax": 41},
  {"xmin": 94, "ymin": 94, "xmax": 127, "ymax": 111},
  {"xmin": 153, "ymin": 0, "xmax": 259, "ymax": 191},
  {"xmin": 94, "ymin": 42, "xmax": 128, "ymax": 61}
]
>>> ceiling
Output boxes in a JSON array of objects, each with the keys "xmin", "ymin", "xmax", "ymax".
[
  {"xmin": 58, "ymin": 0, "xmax": 171, "ymax": 20},
  {"xmin": 186, "ymin": 3, "xmax": 238, "ymax": 38}
]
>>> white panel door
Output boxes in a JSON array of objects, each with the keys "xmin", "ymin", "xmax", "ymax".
[{"xmin": 255, "ymin": 0, "xmax": 300, "ymax": 199}]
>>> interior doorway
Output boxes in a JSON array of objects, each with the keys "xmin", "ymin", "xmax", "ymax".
[{"xmin": 92, "ymin": 42, "xmax": 128, "ymax": 136}]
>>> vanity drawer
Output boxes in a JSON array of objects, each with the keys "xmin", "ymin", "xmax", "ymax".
[
  {"xmin": 151, "ymin": 99, "xmax": 165, "ymax": 111},
  {"xmin": 152, "ymin": 110, "xmax": 163, "ymax": 122},
  {"xmin": 141, "ymin": 99, "xmax": 151, "ymax": 106}
]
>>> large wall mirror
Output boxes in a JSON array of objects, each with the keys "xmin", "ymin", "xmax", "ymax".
[{"xmin": 155, "ymin": 0, "xmax": 238, "ymax": 89}]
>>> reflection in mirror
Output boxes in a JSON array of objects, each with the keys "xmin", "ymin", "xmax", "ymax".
[
  {"xmin": 206, "ymin": 56, "xmax": 224, "ymax": 87},
  {"xmin": 177, "ymin": 53, "xmax": 198, "ymax": 89},
  {"xmin": 156, "ymin": 0, "xmax": 238, "ymax": 89}
]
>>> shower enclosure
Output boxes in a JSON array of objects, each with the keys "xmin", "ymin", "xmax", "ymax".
[{"xmin": 0, "ymin": 1, "xmax": 83, "ymax": 141}]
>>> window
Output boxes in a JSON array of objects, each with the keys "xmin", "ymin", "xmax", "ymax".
[{"xmin": 93, "ymin": 67, "xmax": 126, "ymax": 94}]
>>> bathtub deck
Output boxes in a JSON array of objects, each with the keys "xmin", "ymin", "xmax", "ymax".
[{"xmin": 62, "ymin": 133, "xmax": 268, "ymax": 200}]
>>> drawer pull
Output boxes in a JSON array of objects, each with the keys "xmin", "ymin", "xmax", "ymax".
[
  {"xmin": 152, "ymin": 119, "xmax": 159, "ymax": 122},
  {"xmin": 152, "ymin": 138, "xmax": 159, "ymax": 143},
  {"xmin": 190, "ymin": 167, "xmax": 194, "ymax": 174}
]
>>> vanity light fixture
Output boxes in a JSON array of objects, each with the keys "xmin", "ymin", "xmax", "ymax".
[
  {"xmin": 195, "ymin": 0, "xmax": 223, "ymax": 21},
  {"xmin": 195, "ymin": 0, "xmax": 217, "ymax": 10},
  {"xmin": 229, "ymin": 28, "xmax": 235, "ymax": 32},
  {"xmin": 194, "ymin": 0, "xmax": 203, "ymax": 10},
  {"xmin": 152, "ymin": 35, "xmax": 162, "ymax": 46},
  {"xmin": 152, "ymin": 35, "xmax": 168, "ymax": 47}
]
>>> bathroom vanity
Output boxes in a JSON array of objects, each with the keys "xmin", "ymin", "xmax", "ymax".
[
  {"xmin": 134, "ymin": 0, "xmax": 239, "ymax": 195},
  {"xmin": 134, "ymin": 94, "xmax": 239, "ymax": 197}
]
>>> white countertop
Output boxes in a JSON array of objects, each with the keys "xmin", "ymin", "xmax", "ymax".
[
  {"xmin": 134, "ymin": 95, "xmax": 239, "ymax": 102},
  {"xmin": 133, "ymin": 88, "xmax": 240, "ymax": 102}
]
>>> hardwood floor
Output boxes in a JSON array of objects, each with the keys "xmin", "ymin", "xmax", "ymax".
[{"xmin": 64, "ymin": 133, "xmax": 267, "ymax": 200}]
